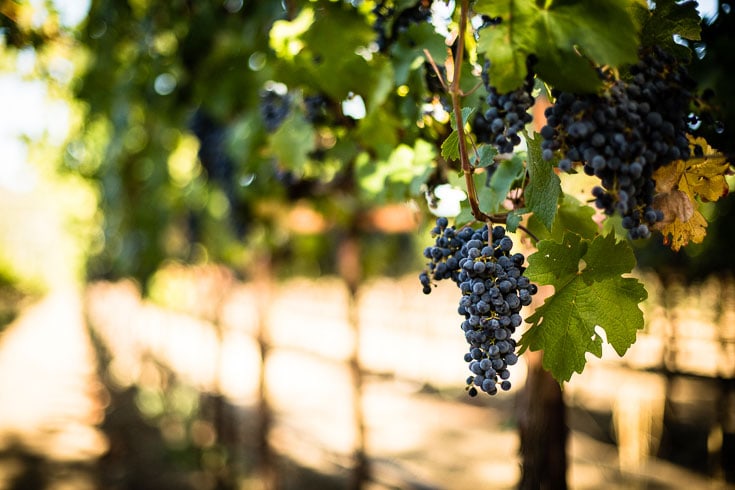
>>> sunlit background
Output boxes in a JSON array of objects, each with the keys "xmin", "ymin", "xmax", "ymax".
[{"xmin": 1, "ymin": 1, "xmax": 735, "ymax": 489}]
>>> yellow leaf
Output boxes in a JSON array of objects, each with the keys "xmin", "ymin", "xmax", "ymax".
[
  {"xmin": 652, "ymin": 136, "xmax": 731, "ymax": 251},
  {"xmin": 659, "ymin": 208, "xmax": 707, "ymax": 251},
  {"xmin": 682, "ymin": 137, "xmax": 730, "ymax": 202},
  {"xmin": 653, "ymin": 160, "xmax": 683, "ymax": 195}
]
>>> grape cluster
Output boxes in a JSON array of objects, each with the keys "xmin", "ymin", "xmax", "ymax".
[
  {"xmin": 259, "ymin": 89, "xmax": 291, "ymax": 133},
  {"xmin": 420, "ymin": 217, "xmax": 537, "ymax": 396},
  {"xmin": 541, "ymin": 46, "xmax": 696, "ymax": 239},
  {"xmin": 474, "ymin": 61, "xmax": 535, "ymax": 153}
]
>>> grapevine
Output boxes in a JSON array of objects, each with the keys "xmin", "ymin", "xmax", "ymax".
[{"xmin": 416, "ymin": 0, "xmax": 731, "ymax": 393}]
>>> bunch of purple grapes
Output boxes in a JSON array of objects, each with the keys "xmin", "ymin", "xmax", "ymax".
[
  {"xmin": 472, "ymin": 60, "xmax": 536, "ymax": 153},
  {"xmin": 540, "ymin": 46, "xmax": 697, "ymax": 239},
  {"xmin": 420, "ymin": 217, "xmax": 537, "ymax": 396}
]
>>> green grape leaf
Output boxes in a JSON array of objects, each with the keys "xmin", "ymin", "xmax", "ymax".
[
  {"xmin": 476, "ymin": 144, "xmax": 497, "ymax": 168},
  {"xmin": 441, "ymin": 108, "xmax": 475, "ymax": 161},
  {"xmin": 521, "ymin": 232, "xmax": 647, "ymax": 384},
  {"xmin": 450, "ymin": 107, "xmax": 476, "ymax": 131},
  {"xmin": 483, "ymin": 155, "xmax": 525, "ymax": 213},
  {"xmin": 553, "ymin": 194, "xmax": 599, "ymax": 241},
  {"xmin": 526, "ymin": 232, "xmax": 588, "ymax": 286},
  {"xmin": 526, "ymin": 193, "xmax": 598, "ymax": 243},
  {"xmin": 638, "ymin": 0, "xmax": 701, "ymax": 60},
  {"xmin": 276, "ymin": 2, "xmax": 381, "ymax": 101},
  {"xmin": 441, "ymin": 130, "xmax": 460, "ymax": 161},
  {"xmin": 475, "ymin": 0, "xmax": 639, "ymax": 93},
  {"xmin": 475, "ymin": 173, "xmax": 495, "ymax": 212},
  {"xmin": 474, "ymin": 0, "xmax": 537, "ymax": 92},
  {"xmin": 270, "ymin": 113, "xmax": 316, "ymax": 174},
  {"xmin": 505, "ymin": 208, "xmax": 525, "ymax": 232},
  {"xmin": 525, "ymin": 132, "xmax": 561, "ymax": 231}
]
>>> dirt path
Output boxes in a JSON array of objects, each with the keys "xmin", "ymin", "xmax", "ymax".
[
  {"xmin": 0, "ymin": 282, "xmax": 733, "ymax": 489},
  {"xmin": 0, "ymin": 289, "xmax": 107, "ymax": 488}
]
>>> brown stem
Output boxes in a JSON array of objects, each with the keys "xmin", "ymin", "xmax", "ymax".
[{"xmin": 449, "ymin": 0, "xmax": 490, "ymax": 223}]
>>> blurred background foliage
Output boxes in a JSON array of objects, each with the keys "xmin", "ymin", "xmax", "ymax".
[{"xmin": 0, "ymin": 0, "xmax": 453, "ymax": 295}]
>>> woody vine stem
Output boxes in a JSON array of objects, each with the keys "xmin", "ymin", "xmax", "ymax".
[{"xmin": 439, "ymin": 0, "xmax": 537, "ymax": 242}]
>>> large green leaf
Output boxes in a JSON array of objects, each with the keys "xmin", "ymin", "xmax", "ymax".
[
  {"xmin": 521, "ymin": 232, "xmax": 647, "ymax": 384},
  {"xmin": 275, "ymin": 2, "xmax": 380, "ymax": 101},
  {"xmin": 552, "ymin": 195, "xmax": 599, "ymax": 241},
  {"xmin": 475, "ymin": 0, "xmax": 640, "ymax": 92}
]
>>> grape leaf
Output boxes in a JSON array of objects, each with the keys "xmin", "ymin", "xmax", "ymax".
[
  {"xmin": 441, "ymin": 130, "xmax": 460, "ymax": 161},
  {"xmin": 521, "ymin": 232, "xmax": 647, "ymax": 384},
  {"xmin": 277, "ymin": 2, "xmax": 379, "ymax": 101},
  {"xmin": 483, "ymin": 155, "xmax": 525, "ymax": 213},
  {"xmin": 450, "ymin": 107, "xmax": 476, "ymax": 131},
  {"xmin": 554, "ymin": 195, "xmax": 599, "ymax": 241},
  {"xmin": 454, "ymin": 206, "xmax": 475, "ymax": 228},
  {"xmin": 474, "ymin": 0, "xmax": 639, "ymax": 93},
  {"xmin": 441, "ymin": 108, "xmax": 475, "ymax": 161},
  {"xmin": 657, "ymin": 206, "xmax": 708, "ymax": 251},
  {"xmin": 652, "ymin": 137, "xmax": 730, "ymax": 250},
  {"xmin": 680, "ymin": 138, "xmax": 730, "ymax": 202},
  {"xmin": 474, "ymin": 0, "xmax": 536, "ymax": 92},
  {"xmin": 525, "ymin": 132, "xmax": 561, "ymax": 231},
  {"xmin": 638, "ymin": 0, "xmax": 701, "ymax": 61},
  {"xmin": 505, "ymin": 208, "xmax": 525, "ymax": 232},
  {"xmin": 475, "ymin": 144, "xmax": 497, "ymax": 168},
  {"xmin": 526, "ymin": 193, "xmax": 598, "ymax": 243}
]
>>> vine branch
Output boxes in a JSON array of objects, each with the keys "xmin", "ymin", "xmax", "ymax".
[{"xmin": 449, "ymin": 0, "xmax": 490, "ymax": 222}]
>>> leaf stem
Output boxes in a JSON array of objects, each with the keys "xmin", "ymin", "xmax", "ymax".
[{"xmin": 518, "ymin": 224, "xmax": 540, "ymax": 244}]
